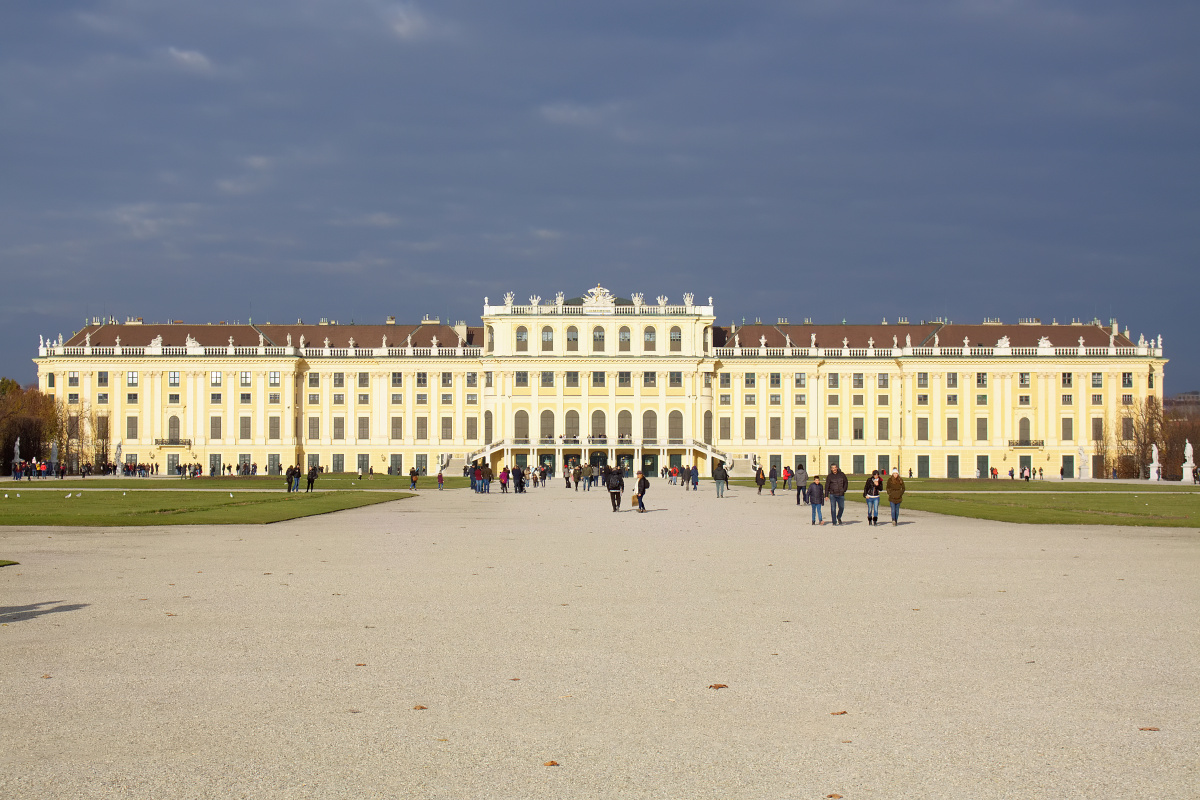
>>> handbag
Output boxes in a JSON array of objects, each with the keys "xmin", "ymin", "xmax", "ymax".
[{"xmin": 631, "ymin": 493, "xmax": 638, "ymax": 507}]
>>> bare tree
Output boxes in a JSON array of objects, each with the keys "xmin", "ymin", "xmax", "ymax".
[{"xmin": 1117, "ymin": 397, "xmax": 1163, "ymax": 478}]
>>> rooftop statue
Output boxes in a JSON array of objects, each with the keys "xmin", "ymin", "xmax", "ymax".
[
  {"xmin": 996, "ymin": 335, "xmax": 1010, "ymax": 347},
  {"xmin": 150, "ymin": 335, "xmax": 163, "ymax": 347},
  {"xmin": 1038, "ymin": 336, "xmax": 1052, "ymax": 348}
]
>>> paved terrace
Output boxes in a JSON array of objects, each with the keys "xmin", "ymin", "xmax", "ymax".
[{"xmin": 2, "ymin": 485, "xmax": 1197, "ymax": 799}]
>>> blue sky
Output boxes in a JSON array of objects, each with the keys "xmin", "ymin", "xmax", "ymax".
[{"xmin": 3, "ymin": 1, "xmax": 1197, "ymax": 389}]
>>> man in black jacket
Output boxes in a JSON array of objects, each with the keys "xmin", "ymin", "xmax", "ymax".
[
  {"xmin": 826, "ymin": 463, "xmax": 848, "ymax": 525},
  {"xmin": 605, "ymin": 467, "xmax": 624, "ymax": 512}
]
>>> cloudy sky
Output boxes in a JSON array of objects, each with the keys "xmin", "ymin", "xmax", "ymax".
[{"xmin": 3, "ymin": 1, "xmax": 1197, "ymax": 389}]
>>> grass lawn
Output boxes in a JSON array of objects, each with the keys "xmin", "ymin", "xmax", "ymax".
[
  {"xmin": 0, "ymin": 490, "xmax": 410, "ymax": 527},
  {"xmin": 890, "ymin": 491, "xmax": 1200, "ymax": 527},
  {"xmin": 1, "ymin": 473, "xmax": 471, "ymax": 491}
]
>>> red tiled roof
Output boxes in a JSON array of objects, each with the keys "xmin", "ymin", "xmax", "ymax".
[{"xmin": 65, "ymin": 322, "xmax": 481, "ymax": 349}]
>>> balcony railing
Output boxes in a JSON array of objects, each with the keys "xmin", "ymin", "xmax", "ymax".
[
  {"xmin": 154, "ymin": 438, "xmax": 192, "ymax": 446},
  {"xmin": 1008, "ymin": 439, "xmax": 1045, "ymax": 448}
]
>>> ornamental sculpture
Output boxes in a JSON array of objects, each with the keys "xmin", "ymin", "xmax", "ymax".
[{"xmin": 683, "ymin": 293, "xmax": 694, "ymax": 306}]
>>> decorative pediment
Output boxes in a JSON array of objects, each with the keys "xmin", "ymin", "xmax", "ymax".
[{"xmin": 581, "ymin": 284, "xmax": 617, "ymax": 308}]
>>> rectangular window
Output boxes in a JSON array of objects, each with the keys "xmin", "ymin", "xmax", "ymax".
[
  {"xmin": 210, "ymin": 417, "xmax": 222, "ymax": 439},
  {"xmin": 308, "ymin": 373, "xmax": 320, "ymax": 388},
  {"xmin": 565, "ymin": 372, "xmax": 579, "ymax": 387},
  {"xmin": 827, "ymin": 374, "xmax": 838, "ymax": 389},
  {"xmin": 391, "ymin": 417, "xmax": 403, "ymax": 440},
  {"xmin": 720, "ymin": 373, "xmax": 731, "ymax": 388},
  {"xmin": 416, "ymin": 417, "xmax": 428, "ymax": 440},
  {"xmin": 745, "ymin": 417, "xmax": 756, "ymax": 440},
  {"xmin": 944, "ymin": 394, "xmax": 955, "ymax": 406},
  {"xmin": 1092, "ymin": 394, "xmax": 1103, "ymax": 405},
  {"xmin": 916, "ymin": 418, "xmax": 928, "ymax": 441},
  {"xmin": 97, "ymin": 392, "xmax": 110, "ymax": 404},
  {"xmin": 127, "ymin": 416, "xmax": 138, "ymax": 439},
  {"xmin": 770, "ymin": 394, "xmax": 782, "ymax": 405},
  {"xmin": 391, "ymin": 372, "xmax": 403, "ymax": 387},
  {"xmin": 96, "ymin": 416, "xmax": 109, "ymax": 438},
  {"xmin": 917, "ymin": 372, "xmax": 928, "ymax": 388},
  {"xmin": 794, "ymin": 417, "xmax": 807, "ymax": 439},
  {"xmin": 976, "ymin": 417, "xmax": 988, "ymax": 441},
  {"xmin": 592, "ymin": 371, "xmax": 605, "ymax": 387},
  {"xmin": 795, "ymin": 394, "xmax": 806, "ymax": 405},
  {"xmin": 1019, "ymin": 395, "xmax": 1031, "ymax": 406},
  {"xmin": 440, "ymin": 393, "xmax": 451, "ymax": 405},
  {"xmin": 827, "ymin": 417, "xmax": 839, "ymax": 440},
  {"xmin": 795, "ymin": 373, "xmax": 806, "ymax": 388},
  {"xmin": 1122, "ymin": 417, "xmax": 1133, "ymax": 440},
  {"xmin": 67, "ymin": 393, "xmax": 79, "ymax": 404},
  {"xmin": 440, "ymin": 417, "xmax": 452, "ymax": 439},
  {"xmin": 617, "ymin": 371, "xmax": 631, "ymax": 387},
  {"xmin": 719, "ymin": 394, "xmax": 731, "ymax": 405},
  {"xmin": 851, "ymin": 394, "xmax": 863, "ymax": 406},
  {"xmin": 1062, "ymin": 394, "xmax": 1073, "ymax": 405},
  {"xmin": 167, "ymin": 371, "xmax": 179, "ymax": 387},
  {"xmin": 853, "ymin": 417, "xmax": 865, "ymax": 440},
  {"xmin": 917, "ymin": 394, "xmax": 929, "ymax": 405},
  {"xmin": 309, "ymin": 393, "xmax": 320, "ymax": 404},
  {"xmin": 269, "ymin": 392, "xmax": 280, "ymax": 404},
  {"xmin": 1122, "ymin": 394, "xmax": 1133, "ymax": 405},
  {"xmin": 211, "ymin": 372, "xmax": 222, "ymax": 387},
  {"xmin": 1062, "ymin": 418, "xmax": 1074, "ymax": 441},
  {"xmin": 947, "ymin": 417, "xmax": 958, "ymax": 441},
  {"xmin": 127, "ymin": 393, "xmax": 138, "ymax": 404},
  {"xmin": 541, "ymin": 371, "xmax": 555, "ymax": 387},
  {"xmin": 359, "ymin": 417, "xmax": 370, "ymax": 439},
  {"xmin": 944, "ymin": 373, "xmax": 956, "ymax": 389},
  {"xmin": 745, "ymin": 374, "xmax": 756, "ymax": 388},
  {"xmin": 466, "ymin": 417, "xmax": 478, "ymax": 440},
  {"xmin": 1062, "ymin": 372, "xmax": 1073, "ymax": 388},
  {"xmin": 976, "ymin": 373, "xmax": 988, "ymax": 388},
  {"xmin": 331, "ymin": 372, "xmax": 345, "ymax": 388},
  {"xmin": 466, "ymin": 372, "xmax": 477, "ymax": 387},
  {"xmin": 877, "ymin": 417, "xmax": 889, "ymax": 441},
  {"xmin": 441, "ymin": 372, "xmax": 452, "ymax": 388},
  {"xmin": 877, "ymin": 374, "xmax": 889, "ymax": 389},
  {"xmin": 333, "ymin": 418, "xmax": 345, "ymax": 440},
  {"xmin": 415, "ymin": 372, "xmax": 426, "ymax": 388},
  {"xmin": 1149, "ymin": 373, "xmax": 1155, "ymax": 389},
  {"xmin": 97, "ymin": 371, "xmax": 109, "ymax": 387},
  {"xmin": 240, "ymin": 417, "xmax": 251, "ymax": 440},
  {"xmin": 514, "ymin": 372, "xmax": 529, "ymax": 387},
  {"xmin": 770, "ymin": 373, "xmax": 782, "ymax": 388},
  {"xmin": 852, "ymin": 373, "xmax": 864, "ymax": 389},
  {"xmin": 240, "ymin": 371, "xmax": 252, "ymax": 387},
  {"xmin": 827, "ymin": 394, "xmax": 839, "ymax": 406},
  {"xmin": 704, "ymin": 374, "xmax": 712, "ymax": 388},
  {"xmin": 744, "ymin": 394, "xmax": 756, "ymax": 405},
  {"xmin": 643, "ymin": 372, "xmax": 657, "ymax": 387},
  {"xmin": 466, "ymin": 393, "xmax": 477, "ymax": 405},
  {"xmin": 168, "ymin": 393, "xmax": 180, "ymax": 404},
  {"xmin": 719, "ymin": 417, "xmax": 731, "ymax": 440},
  {"xmin": 1092, "ymin": 372, "xmax": 1103, "ymax": 388},
  {"xmin": 240, "ymin": 393, "xmax": 251, "ymax": 404},
  {"xmin": 211, "ymin": 393, "xmax": 222, "ymax": 404},
  {"xmin": 1091, "ymin": 418, "xmax": 1104, "ymax": 442},
  {"xmin": 415, "ymin": 394, "xmax": 427, "ymax": 405},
  {"xmin": 669, "ymin": 372, "xmax": 683, "ymax": 388},
  {"xmin": 770, "ymin": 417, "xmax": 781, "ymax": 440},
  {"xmin": 977, "ymin": 395, "xmax": 988, "ymax": 405},
  {"xmin": 309, "ymin": 417, "xmax": 320, "ymax": 440},
  {"xmin": 1122, "ymin": 372, "xmax": 1133, "ymax": 388},
  {"xmin": 127, "ymin": 371, "xmax": 139, "ymax": 387}
]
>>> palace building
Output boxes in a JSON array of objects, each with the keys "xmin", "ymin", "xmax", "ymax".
[{"xmin": 34, "ymin": 285, "xmax": 1166, "ymax": 479}]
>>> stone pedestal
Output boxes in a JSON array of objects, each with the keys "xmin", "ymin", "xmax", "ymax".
[
  {"xmin": 1149, "ymin": 460, "xmax": 1161, "ymax": 481},
  {"xmin": 1183, "ymin": 460, "xmax": 1196, "ymax": 484},
  {"xmin": 1079, "ymin": 458, "xmax": 1090, "ymax": 480}
]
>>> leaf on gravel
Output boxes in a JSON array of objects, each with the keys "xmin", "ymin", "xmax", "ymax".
[
  {"xmin": 544, "ymin": 761, "xmax": 559, "ymax": 767},
  {"xmin": 708, "ymin": 684, "xmax": 729, "ymax": 689},
  {"xmin": 1139, "ymin": 726, "xmax": 1160, "ymax": 731},
  {"xmin": 831, "ymin": 711, "xmax": 847, "ymax": 715},
  {"xmin": 841, "ymin": 740, "xmax": 852, "ymax": 743},
  {"xmin": 355, "ymin": 663, "xmax": 367, "ymax": 667},
  {"xmin": 41, "ymin": 674, "xmax": 51, "ymax": 679},
  {"xmin": 166, "ymin": 613, "xmax": 177, "ymax": 617},
  {"xmin": 413, "ymin": 705, "xmax": 428, "ymax": 710},
  {"xmin": 827, "ymin": 794, "xmax": 843, "ymax": 799},
  {"xmin": 510, "ymin": 678, "xmax": 520, "ymax": 681}
]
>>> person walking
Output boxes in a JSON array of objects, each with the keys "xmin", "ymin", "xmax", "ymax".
[
  {"xmin": 564, "ymin": 464, "xmax": 572, "ymax": 488},
  {"xmin": 605, "ymin": 465, "xmax": 624, "ymax": 512},
  {"xmin": 826, "ymin": 463, "xmax": 848, "ymax": 525},
  {"xmin": 713, "ymin": 462, "xmax": 728, "ymax": 498},
  {"xmin": 636, "ymin": 470, "xmax": 649, "ymax": 512},
  {"xmin": 808, "ymin": 475, "xmax": 825, "ymax": 525},
  {"xmin": 768, "ymin": 464, "xmax": 778, "ymax": 495},
  {"xmin": 582, "ymin": 463, "xmax": 592, "ymax": 491},
  {"xmin": 794, "ymin": 464, "xmax": 809, "ymax": 505},
  {"xmin": 886, "ymin": 468, "xmax": 906, "ymax": 525},
  {"xmin": 499, "ymin": 467, "xmax": 509, "ymax": 493},
  {"xmin": 863, "ymin": 471, "xmax": 883, "ymax": 525},
  {"xmin": 755, "ymin": 465, "xmax": 766, "ymax": 494},
  {"xmin": 437, "ymin": 471, "xmax": 444, "ymax": 490},
  {"xmin": 690, "ymin": 464, "xmax": 699, "ymax": 491},
  {"xmin": 285, "ymin": 465, "xmax": 294, "ymax": 493},
  {"xmin": 306, "ymin": 465, "xmax": 317, "ymax": 492}
]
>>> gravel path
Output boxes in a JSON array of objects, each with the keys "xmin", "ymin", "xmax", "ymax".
[{"xmin": 2, "ymin": 484, "xmax": 1197, "ymax": 799}]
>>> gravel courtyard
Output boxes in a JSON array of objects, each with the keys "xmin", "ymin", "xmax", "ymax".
[{"xmin": 3, "ymin": 484, "xmax": 1197, "ymax": 799}]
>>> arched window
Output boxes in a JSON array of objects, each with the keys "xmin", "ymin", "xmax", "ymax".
[
  {"xmin": 618, "ymin": 409, "xmax": 632, "ymax": 439},
  {"xmin": 168, "ymin": 415, "xmax": 180, "ymax": 441},
  {"xmin": 618, "ymin": 327, "xmax": 631, "ymax": 352},
  {"xmin": 642, "ymin": 410, "xmax": 658, "ymax": 443},
  {"xmin": 487, "ymin": 326, "xmax": 494, "ymax": 353},
  {"xmin": 703, "ymin": 411, "xmax": 713, "ymax": 444},
  {"xmin": 484, "ymin": 411, "xmax": 493, "ymax": 444},
  {"xmin": 514, "ymin": 410, "xmax": 530, "ymax": 441},
  {"xmin": 1019, "ymin": 417, "xmax": 1031, "ymax": 441},
  {"xmin": 515, "ymin": 326, "xmax": 528, "ymax": 352},
  {"xmin": 591, "ymin": 409, "xmax": 606, "ymax": 439},
  {"xmin": 669, "ymin": 326, "xmax": 682, "ymax": 352},
  {"xmin": 592, "ymin": 326, "xmax": 605, "ymax": 352},
  {"xmin": 540, "ymin": 410, "xmax": 555, "ymax": 441},
  {"xmin": 565, "ymin": 410, "xmax": 580, "ymax": 439},
  {"xmin": 644, "ymin": 326, "xmax": 656, "ymax": 351},
  {"xmin": 541, "ymin": 326, "xmax": 554, "ymax": 352},
  {"xmin": 668, "ymin": 410, "xmax": 684, "ymax": 442},
  {"xmin": 566, "ymin": 326, "xmax": 579, "ymax": 352}
]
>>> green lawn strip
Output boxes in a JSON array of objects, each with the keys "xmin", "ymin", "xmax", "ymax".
[
  {"xmin": 0, "ymin": 491, "xmax": 412, "ymax": 527},
  {"xmin": 852, "ymin": 491, "xmax": 1200, "ymax": 527},
  {"xmin": 0, "ymin": 560, "xmax": 18, "ymax": 567},
  {"xmin": 1, "ymin": 475, "xmax": 472, "ymax": 491}
]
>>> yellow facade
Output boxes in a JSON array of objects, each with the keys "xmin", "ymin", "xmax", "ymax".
[{"xmin": 35, "ymin": 287, "xmax": 1166, "ymax": 479}]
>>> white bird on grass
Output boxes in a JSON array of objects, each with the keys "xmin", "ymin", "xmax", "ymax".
[
  {"xmin": 75, "ymin": 492, "xmax": 81, "ymax": 497},
  {"xmin": 229, "ymin": 493, "xmax": 234, "ymax": 498},
  {"xmin": 66, "ymin": 493, "xmax": 71, "ymax": 498}
]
